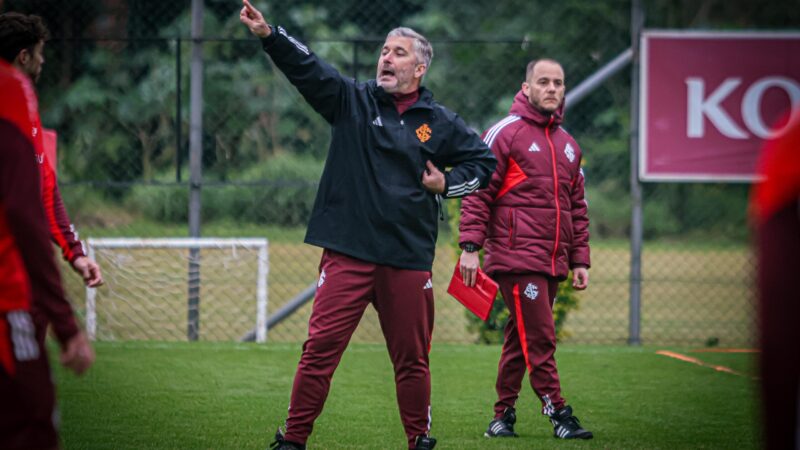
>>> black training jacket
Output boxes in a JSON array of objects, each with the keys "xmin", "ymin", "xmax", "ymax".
[{"xmin": 261, "ymin": 26, "xmax": 496, "ymax": 271}]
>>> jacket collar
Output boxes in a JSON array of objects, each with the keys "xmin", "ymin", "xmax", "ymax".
[
  {"xmin": 370, "ymin": 80, "xmax": 434, "ymax": 110},
  {"xmin": 508, "ymin": 89, "xmax": 564, "ymax": 128}
]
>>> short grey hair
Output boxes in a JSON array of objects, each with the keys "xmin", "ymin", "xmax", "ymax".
[{"xmin": 387, "ymin": 27, "xmax": 433, "ymax": 69}]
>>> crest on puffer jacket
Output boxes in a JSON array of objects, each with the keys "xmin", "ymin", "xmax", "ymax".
[{"xmin": 564, "ymin": 143, "xmax": 575, "ymax": 162}]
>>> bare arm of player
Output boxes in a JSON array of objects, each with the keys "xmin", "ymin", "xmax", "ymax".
[
  {"xmin": 459, "ymin": 250, "xmax": 480, "ymax": 287},
  {"xmin": 422, "ymin": 160, "xmax": 445, "ymax": 194},
  {"xmin": 572, "ymin": 265, "xmax": 589, "ymax": 290},
  {"xmin": 240, "ymin": 0, "xmax": 272, "ymax": 38}
]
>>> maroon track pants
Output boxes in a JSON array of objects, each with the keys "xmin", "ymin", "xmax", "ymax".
[
  {"xmin": 284, "ymin": 250, "xmax": 435, "ymax": 448},
  {"xmin": 492, "ymin": 272, "xmax": 565, "ymax": 418},
  {"xmin": 0, "ymin": 310, "xmax": 59, "ymax": 450}
]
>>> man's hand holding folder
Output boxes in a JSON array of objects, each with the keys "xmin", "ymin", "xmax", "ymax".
[{"xmin": 447, "ymin": 262, "xmax": 498, "ymax": 321}]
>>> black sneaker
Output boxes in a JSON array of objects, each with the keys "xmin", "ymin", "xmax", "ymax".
[
  {"xmin": 484, "ymin": 407, "xmax": 519, "ymax": 438},
  {"xmin": 269, "ymin": 428, "xmax": 306, "ymax": 450},
  {"xmin": 414, "ymin": 435, "xmax": 437, "ymax": 450},
  {"xmin": 549, "ymin": 406, "xmax": 593, "ymax": 439}
]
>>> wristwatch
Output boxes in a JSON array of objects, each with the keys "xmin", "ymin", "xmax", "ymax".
[{"xmin": 460, "ymin": 242, "xmax": 480, "ymax": 253}]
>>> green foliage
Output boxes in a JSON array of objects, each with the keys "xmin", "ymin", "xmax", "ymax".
[
  {"xmin": 644, "ymin": 183, "xmax": 750, "ymax": 243},
  {"xmin": 126, "ymin": 185, "xmax": 189, "ymax": 223},
  {"xmin": 58, "ymin": 184, "xmax": 136, "ymax": 228},
  {"xmin": 43, "ymin": 42, "xmax": 179, "ymax": 183},
  {"xmin": 126, "ymin": 153, "xmax": 323, "ymax": 226},
  {"xmin": 446, "ymin": 199, "xmax": 581, "ymax": 344},
  {"xmin": 205, "ymin": 153, "xmax": 323, "ymax": 226}
]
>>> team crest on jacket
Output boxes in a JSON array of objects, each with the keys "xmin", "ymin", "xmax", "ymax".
[
  {"xmin": 564, "ymin": 143, "xmax": 575, "ymax": 162},
  {"xmin": 416, "ymin": 123, "xmax": 432, "ymax": 143},
  {"xmin": 524, "ymin": 283, "xmax": 538, "ymax": 300}
]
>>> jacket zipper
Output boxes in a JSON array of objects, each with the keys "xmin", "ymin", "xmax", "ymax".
[
  {"xmin": 508, "ymin": 209, "xmax": 515, "ymax": 249},
  {"xmin": 545, "ymin": 116, "xmax": 560, "ymax": 277}
]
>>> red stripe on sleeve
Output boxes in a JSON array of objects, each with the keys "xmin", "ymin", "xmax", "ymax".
[{"xmin": 39, "ymin": 158, "xmax": 78, "ymax": 262}]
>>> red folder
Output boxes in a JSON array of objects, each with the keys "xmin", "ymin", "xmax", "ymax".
[{"xmin": 447, "ymin": 263, "xmax": 498, "ymax": 321}]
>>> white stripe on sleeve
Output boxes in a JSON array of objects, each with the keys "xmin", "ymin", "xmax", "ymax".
[
  {"xmin": 277, "ymin": 26, "xmax": 310, "ymax": 55},
  {"xmin": 483, "ymin": 115, "xmax": 520, "ymax": 148},
  {"xmin": 447, "ymin": 177, "xmax": 480, "ymax": 197}
]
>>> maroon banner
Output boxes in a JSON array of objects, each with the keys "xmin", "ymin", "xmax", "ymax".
[{"xmin": 640, "ymin": 31, "xmax": 800, "ymax": 181}]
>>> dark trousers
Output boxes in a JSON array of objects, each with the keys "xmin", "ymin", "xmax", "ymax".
[
  {"xmin": 0, "ymin": 310, "xmax": 58, "ymax": 450},
  {"xmin": 757, "ymin": 204, "xmax": 800, "ymax": 450},
  {"xmin": 284, "ymin": 249, "xmax": 435, "ymax": 449},
  {"xmin": 492, "ymin": 272, "xmax": 565, "ymax": 418}
]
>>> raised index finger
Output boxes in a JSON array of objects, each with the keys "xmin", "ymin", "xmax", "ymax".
[{"xmin": 242, "ymin": 0, "xmax": 257, "ymax": 13}]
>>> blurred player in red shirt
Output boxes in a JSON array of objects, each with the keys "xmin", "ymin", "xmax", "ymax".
[
  {"xmin": 0, "ymin": 58, "xmax": 94, "ymax": 449},
  {"xmin": 751, "ymin": 110, "xmax": 800, "ymax": 450},
  {"xmin": 0, "ymin": 12, "xmax": 103, "ymax": 288}
]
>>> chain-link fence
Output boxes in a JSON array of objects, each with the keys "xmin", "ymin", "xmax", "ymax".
[{"xmin": 4, "ymin": 0, "xmax": 796, "ymax": 346}]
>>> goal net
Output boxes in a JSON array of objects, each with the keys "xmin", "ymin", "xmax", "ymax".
[{"xmin": 85, "ymin": 238, "xmax": 269, "ymax": 342}]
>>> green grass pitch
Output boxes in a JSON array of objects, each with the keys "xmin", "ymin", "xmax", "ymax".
[{"xmin": 53, "ymin": 341, "xmax": 759, "ymax": 449}]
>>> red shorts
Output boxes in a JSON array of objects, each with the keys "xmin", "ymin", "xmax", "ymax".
[{"xmin": 0, "ymin": 310, "xmax": 59, "ymax": 450}]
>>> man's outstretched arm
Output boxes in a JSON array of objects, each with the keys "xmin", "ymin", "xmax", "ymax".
[{"xmin": 240, "ymin": 0, "xmax": 350, "ymax": 124}]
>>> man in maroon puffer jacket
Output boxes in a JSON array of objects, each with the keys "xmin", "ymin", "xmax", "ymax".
[{"xmin": 459, "ymin": 58, "xmax": 592, "ymax": 440}]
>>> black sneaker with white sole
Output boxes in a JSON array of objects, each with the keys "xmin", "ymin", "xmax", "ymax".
[
  {"xmin": 484, "ymin": 407, "xmax": 519, "ymax": 438},
  {"xmin": 549, "ymin": 406, "xmax": 593, "ymax": 439},
  {"xmin": 414, "ymin": 435, "xmax": 437, "ymax": 449}
]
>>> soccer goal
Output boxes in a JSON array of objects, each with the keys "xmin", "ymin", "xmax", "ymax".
[{"xmin": 85, "ymin": 238, "xmax": 269, "ymax": 342}]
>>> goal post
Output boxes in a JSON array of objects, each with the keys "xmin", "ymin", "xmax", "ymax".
[{"xmin": 85, "ymin": 238, "xmax": 269, "ymax": 343}]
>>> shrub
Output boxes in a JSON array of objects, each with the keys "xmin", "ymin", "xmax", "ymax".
[
  {"xmin": 126, "ymin": 153, "xmax": 323, "ymax": 226},
  {"xmin": 126, "ymin": 185, "xmax": 189, "ymax": 223}
]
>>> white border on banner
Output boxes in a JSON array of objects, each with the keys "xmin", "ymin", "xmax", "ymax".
[{"xmin": 638, "ymin": 30, "xmax": 800, "ymax": 183}]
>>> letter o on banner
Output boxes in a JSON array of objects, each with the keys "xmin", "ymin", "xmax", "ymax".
[{"xmin": 742, "ymin": 76, "xmax": 800, "ymax": 139}]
